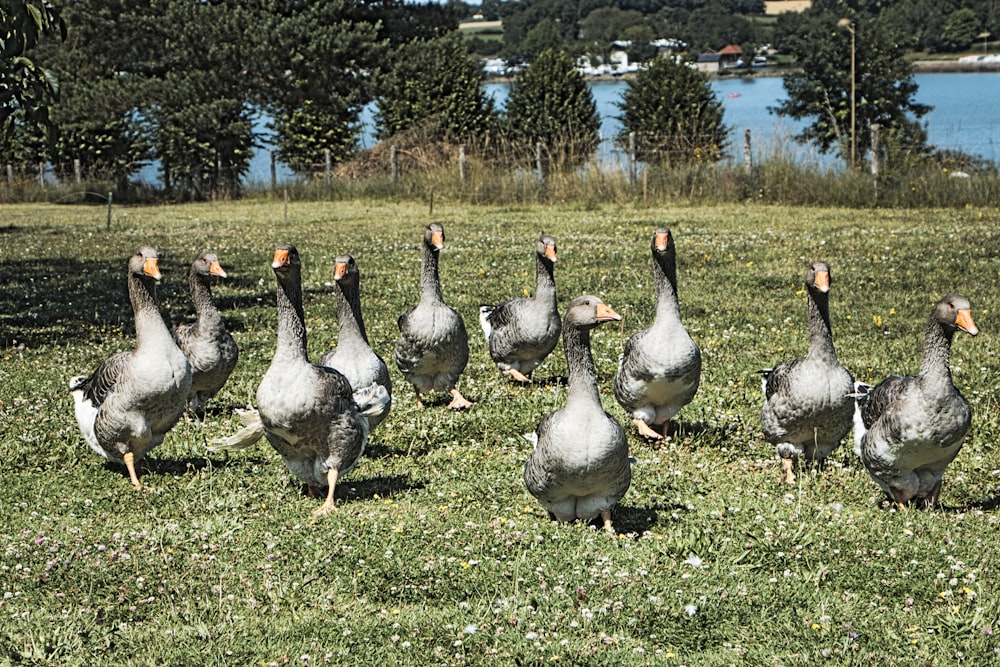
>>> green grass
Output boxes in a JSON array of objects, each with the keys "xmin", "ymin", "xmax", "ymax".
[{"xmin": 2, "ymin": 199, "xmax": 999, "ymax": 665}]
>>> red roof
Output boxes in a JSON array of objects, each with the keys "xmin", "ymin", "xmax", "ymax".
[{"xmin": 718, "ymin": 44, "xmax": 743, "ymax": 55}]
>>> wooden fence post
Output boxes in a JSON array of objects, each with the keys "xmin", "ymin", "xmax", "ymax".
[
  {"xmin": 38, "ymin": 162, "xmax": 45, "ymax": 188},
  {"xmin": 269, "ymin": 150, "xmax": 277, "ymax": 190},
  {"xmin": 74, "ymin": 158, "xmax": 82, "ymax": 184},
  {"xmin": 390, "ymin": 145, "xmax": 398, "ymax": 184},
  {"xmin": 629, "ymin": 132, "xmax": 637, "ymax": 186},
  {"xmin": 106, "ymin": 192, "xmax": 113, "ymax": 230},
  {"xmin": 870, "ymin": 123, "xmax": 881, "ymax": 178},
  {"xmin": 535, "ymin": 142, "xmax": 544, "ymax": 181},
  {"xmin": 743, "ymin": 129, "xmax": 753, "ymax": 176},
  {"xmin": 6, "ymin": 164, "xmax": 13, "ymax": 184},
  {"xmin": 459, "ymin": 145, "xmax": 467, "ymax": 183},
  {"xmin": 325, "ymin": 149, "xmax": 332, "ymax": 187}
]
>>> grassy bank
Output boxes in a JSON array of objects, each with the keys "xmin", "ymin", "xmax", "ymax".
[{"xmin": 1, "ymin": 199, "xmax": 999, "ymax": 665}]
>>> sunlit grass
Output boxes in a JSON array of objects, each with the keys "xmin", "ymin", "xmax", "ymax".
[{"xmin": 1, "ymin": 199, "xmax": 999, "ymax": 664}]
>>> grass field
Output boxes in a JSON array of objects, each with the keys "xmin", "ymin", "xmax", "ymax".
[{"xmin": 1, "ymin": 199, "xmax": 999, "ymax": 665}]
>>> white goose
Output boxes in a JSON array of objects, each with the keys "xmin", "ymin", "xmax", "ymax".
[
  {"xmin": 479, "ymin": 234, "xmax": 560, "ymax": 383},
  {"xmin": 70, "ymin": 246, "xmax": 192, "ymax": 488},
  {"xmin": 172, "ymin": 252, "xmax": 238, "ymax": 417},
  {"xmin": 856, "ymin": 295, "xmax": 978, "ymax": 508},
  {"xmin": 394, "ymin": 223, "xmax": 472, "ymax": 409},
  {"xmin": 524, "ymin": 295, "xmax": 629, "ymax": 536},
  {"xmin": 614, "ymin": 227, "xmax": 701, "ymax": 440},
  {"xmin": 760, "ymin": 261, "xmax": 855, "ymax": 484}
]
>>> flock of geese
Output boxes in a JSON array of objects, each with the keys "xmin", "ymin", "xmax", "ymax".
[{"xmin": 68, "ymin": 225, "xmax": 979, "ymax": 534}]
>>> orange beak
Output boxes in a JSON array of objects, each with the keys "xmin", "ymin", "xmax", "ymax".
[
  {"xmin": 814, "ymin": 270, "xmax": 830, "ymax": 292},
  {"xmin": 209, "ymin": 260, "xmax": 227, "ymax": 278},
  {"xmin": 272, "ymin": 248, "xmax": 290, "ymax": 270},
  {"xmin": 956, "ymin": 309, "xmax": 978, "ymax": 336},
  {"xmin": 596, "ymin": 303, "xmax": 622, "ymax": 323},
  {"xmin": 654, "ymin": 231, "xmax": 670, "ymax": 252},
  {"xmin": 544, "ymin": 245, "xmax": 557, "ymax": 262},
  {"xmin": 334, "ymin": 261, "xmax": 348, "ymax": 280},
  {"xmin": 143, "ymin": 257, "xmax": 161, "ymax": 280},
  {"xmin": 431, "ymin": 230, "xmax": 444, "ymax": 250}
]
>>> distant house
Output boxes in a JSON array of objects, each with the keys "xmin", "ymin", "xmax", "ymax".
[
  {"xmin": 695, "ymin": 52, "xmax": 721, "ymax": 74},
  {"xmin": 718, "ymin": 44, "xmax": 744, "ymax": 69}
]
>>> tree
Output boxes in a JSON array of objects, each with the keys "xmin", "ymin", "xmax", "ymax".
[
  {"xmin": 772, "ymin": 8, "xmax": 930, "ymax": 168},
  {"xmin": 616, "ymin": 56, "xmax": 728, "ymax": 164},
  {"xmin": 375, "ymin": 33, "xmax": 496, "ymax": 144},
  {"xmin": 503, "ymin": 48, "xmax": 600, "ymax": 166},
  {"xmin": 250, "ymin": 1, "xmax": 384, "ymax": 177},
  {"xmin": 0, "ymin": 0, "xmax": 65, "ymax": 140},
  {"xmin": 940, "ymin": 8, "xmax": 980, "ymax": 52},
  {"xmin": 36, "ymin": 1, "xmax": 152, "ymax": 188}
]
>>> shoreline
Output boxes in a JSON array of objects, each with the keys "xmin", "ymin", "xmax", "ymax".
[{"xmin": 484, "ymin": 59, "xmax": 1000, "ymax": 84}]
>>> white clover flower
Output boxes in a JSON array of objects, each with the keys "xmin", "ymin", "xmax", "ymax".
[
  {"xmin": 684, "ymin": 554, "xmax": 704, "ymax": 569},
  {"xmin": 684, "ymin": 604, "xmax": 698, "ymax": 616}
]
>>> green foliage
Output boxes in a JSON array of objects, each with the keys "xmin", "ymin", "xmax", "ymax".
[
  {"xmin": 0, "ymin": 0, "xmax": 65, "ymax": 140},
  {"xmin": 772, "ymin": 9, "xmax": 931, "ymax": 169},
  {"xmin": 616, "ymin": 56, "xmax": 728, "ymax": 165},
  {"xmin": 375, "ymin": 33, "xmax": 496, "ymax": 144},
  {"xmin": 250, "ymin": 1, "xmax": 384, "ymax": 177},
  {"xmin": 940, "ymin": 8, "xmax": 981, "ymax": 52},
  {"xmin": 685, "ymin": 0, "xmax": 758, "ymax": 51},
  {"xmin": 502, "ymin": 49, "xmax": 600, "ymax": 167}
]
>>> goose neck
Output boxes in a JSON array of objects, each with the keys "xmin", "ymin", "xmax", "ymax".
[
  {"xmin": 274, "ymin": 273, "xmax": 309, "ymax": 361},
  {"xmin": 918, "ymin": 318, "xmax": 954, "ymax": 385},
  {"xmin": 420, "ymin": 245, "xmax": 444, "ymax": 303},
  {"xmin": 652, "ymin": 257, "xmax": 681, "ymax": 322},
  {"xmin": 130, "ymin": 272, "xmax": 173, "ymax": 349},
  {"xmin": 806, "ymin": 289, "xmax": 838, "ymax": 361},
  {"xmin": 535, "ymin": 256, "xmax": 556, "ymax": 299},
  {"xmin": 190, "ymin": 271, "xmax": 222, "ymax": 327},
  {"xmin": 563, "ymin": 324, "xmax": 602, "ymax": 407},
  {"xmin": 337, "ymin": 280, "xmax": 369, "ymax": 344}
]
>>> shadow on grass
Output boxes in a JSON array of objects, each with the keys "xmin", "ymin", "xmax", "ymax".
[
  {"xmin": 0, "ymin": 256, "xmax": 267, "ymax": 348},
  {"xmin": 338, "ymin": 473, "xmax": 424, "ymax": 501},
  {"xmin": 613, "ymin": 500, "xmax": 690, "ymax": 533}
]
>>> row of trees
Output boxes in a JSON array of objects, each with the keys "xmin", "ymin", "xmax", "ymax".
[
  {"xmin": 461, "ymin": 0, "xmax": 1000, "ymax": 62},
  {"xmin": 0, "ymin": 0, "xmax": 955, "ymax": 200}
]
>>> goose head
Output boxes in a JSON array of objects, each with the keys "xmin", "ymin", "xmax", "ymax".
[
  {"xmin": 424, "ymin": 223, "xmax": 445, "ymax": 253},
  {"xmin": 934, "ymin": 294, "xmax": 978, "ymax": 336},
  {"xmin": 132, "ymin": 245, "xmax": 162, "ymax": 281},
  {"xmin": 565, "ymin": 295, "xmax": 622, "ymax": 331},
  {"xmin": 652, "ymin": 227, "xmax": 674, "ymax": 255},
  {"xmin": 805, "ymin": 261, "xmax": 831, "ymax": 294},
  {"xmin": 272, "ymin": 244, "xmax": 300, "ymax": 274},
  {"xmin": 192, "ymin": 252, "xmax": 227, "ymax": 279},
  {"xmin": 538, "ymin": 234, "xmax": 557, "ymax": 265},
  {"xmin": 333, "ymin": 255, "xmax": 359, "ymax": 286}
]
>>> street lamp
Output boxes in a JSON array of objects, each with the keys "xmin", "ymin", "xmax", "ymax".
[{"xmin": 837, "ymin": 18, "xmax": 856, "ymax": 170}]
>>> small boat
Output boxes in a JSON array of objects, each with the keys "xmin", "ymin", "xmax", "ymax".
[{"xmin": 728, "ymin": 92, "xmax": 742, "ymax": 98}]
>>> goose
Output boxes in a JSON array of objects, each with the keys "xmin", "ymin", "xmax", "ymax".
[
  {"xmin": 760, "ymin": 261, "xmax": 855, "ymax": 484},
  {"xmin": 614, "ymin": 227, "xmax": 701, "ymax": 440},
  {"xmin": 69, "ymin": 245, "xmax": 192, "ymax": 488},
  {"xmin": 856, "ymin": 294, "xmax": 978, "ymax": 508},
  {"xmin": 524, "ymin": 295, "xmax": 629, "ymax": 536},
  {"xmin": 171, "ymin": 252, "xmax": 239, "ymax": 418},
  {"xmin": 246, "ymin": 244, "xmax": 375, "ymax": 515},
  {"xmin": 479, "ymin": 234, "xmax": 560, "ymax": 383},
  {"xmin": 394, "ymin": 223, "xmax": 472, "ymax": 409},
  {"xmin": 317, "ymin": 254, "xmax": 392, "ymax": 431}
]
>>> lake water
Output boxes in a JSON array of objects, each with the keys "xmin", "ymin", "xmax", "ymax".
[{"xmin": 243, "ymin": 71, "xmax": 1000, "ymax": 183}]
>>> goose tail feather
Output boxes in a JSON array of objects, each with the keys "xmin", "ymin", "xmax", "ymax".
[{"xmin": 208, "ymin": 408, "xmax": 265, "ymax": 451}]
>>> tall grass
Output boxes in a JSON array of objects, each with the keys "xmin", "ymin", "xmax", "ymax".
[{"xmin": 1, "ymin": 200, "xmax": 998, "ymax": 665}]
